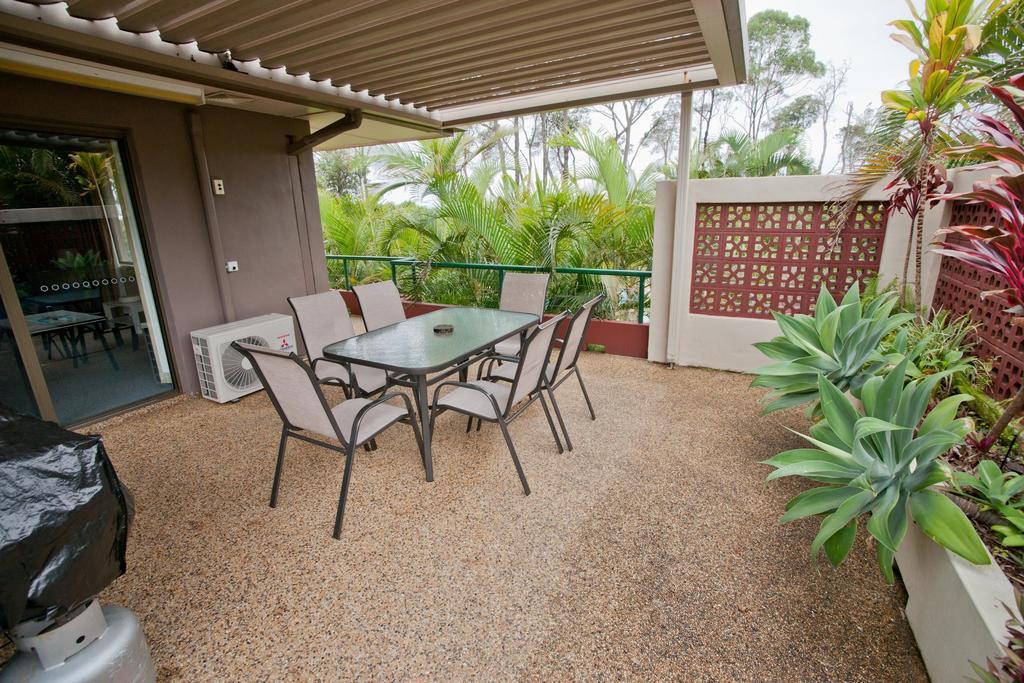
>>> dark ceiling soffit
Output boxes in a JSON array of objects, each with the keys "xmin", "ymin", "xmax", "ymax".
[
  {"xmin": 722, "ymin": 0, "xmax": 747, "ymax": 84},
  {"xmin": 287, "ymin": 109, "xmax": 362, "ymax": 155},
  {"xmin": 0, "ymin": 13, "xmax": 441, "ymax": 127},
  {"xmin": 439, "ymin": 77, "xmax": 721, "ymax": 127}
]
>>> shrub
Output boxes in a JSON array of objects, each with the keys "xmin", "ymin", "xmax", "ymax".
[
  {"xmin": 752, "ymin": 282, "xmax": 913, "ymax": 415},
  {"xmin": 762, "ymin": 360, "xmax": 988, "ymax": 582}
]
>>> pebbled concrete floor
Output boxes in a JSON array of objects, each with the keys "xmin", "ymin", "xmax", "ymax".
[{"xmin": 72, "ymin": 354, "xmax": 925, "ymax": 680}]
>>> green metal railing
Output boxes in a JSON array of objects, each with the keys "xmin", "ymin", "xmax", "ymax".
[{"xmin": 326, "ymin": 255, "xmax": 651, "ymax": 323}]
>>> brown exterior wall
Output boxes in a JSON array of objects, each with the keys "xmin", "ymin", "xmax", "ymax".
[{"xmin": 0, "ymin": 72, "xmax": 328, "ymax": 393}]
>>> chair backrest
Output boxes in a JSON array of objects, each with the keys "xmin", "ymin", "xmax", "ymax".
[
  {"xmin": 353, "ymin": 280, "xmax": 406, "ymax": 332},
  {"xmin": 552, "ymin": 293, "xmax": 605, "ymax": 375},
  {"xmin": 232, "ymin": 343, "xmax": 341, "ymax": 442},
  {"xmin": 499, "ymin": 272, "xmax": 549, "ymax": 317},
  {"xmin": 508, "ymin": 313, "xmax": 565, "ymax": 407},
  {"xmin": 288, "ymin": 291, "xmax": 356, "ymax": 361}
]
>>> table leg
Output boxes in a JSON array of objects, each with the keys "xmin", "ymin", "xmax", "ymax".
[
  {"xmin": 93, "ymin": 323, "xmax": 119, "ymax": 371},
  {"xmin": 414, "ymin": 375, "xmax": 434, "ymax": 482}
]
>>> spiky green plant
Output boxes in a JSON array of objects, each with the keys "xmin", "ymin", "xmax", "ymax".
[
  {"xmin": 954, "ymin": 460, "xmax": 1024, "ymax": 546},
  {"xmin": 763, "ymin": 361, "xmax": 988, "ymax": 582},
  {"xmin": 752, "ymin": 282, "xmax": 915, "ymax": 415}
]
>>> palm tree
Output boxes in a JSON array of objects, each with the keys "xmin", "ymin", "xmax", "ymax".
[
  {"xmin": 699, "ymin": 129, "xmax": 814, "ymax": 178},
  {"xmin": 0, "ymin": 146, "xmax": 80, "ymax": 209}
]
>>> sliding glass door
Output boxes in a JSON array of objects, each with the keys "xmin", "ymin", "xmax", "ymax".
[{"xmin": 0, "ymin": 128, "xmax": 174, "ymax": 424}]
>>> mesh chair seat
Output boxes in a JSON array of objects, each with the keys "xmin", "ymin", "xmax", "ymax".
[
  {"xmin": 330, "ymin": 398, "xmax": 407, "ymax": 446},
  {"xmin": 435, "ymin": 380, "xmax": 511, "ymax": 419},
  {"xmin": 315, "ymin": 359, "xmax": 388, "ymax": 394}
]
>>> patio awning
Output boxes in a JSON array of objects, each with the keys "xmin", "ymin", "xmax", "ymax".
[{"xmin": 0, "ymin": 0, "xmax": 746, "ymax": 147}]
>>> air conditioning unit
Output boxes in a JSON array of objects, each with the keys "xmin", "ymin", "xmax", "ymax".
[{"xmin": 191, "ymin": 314, "xmax": 295, "ymax": 403}]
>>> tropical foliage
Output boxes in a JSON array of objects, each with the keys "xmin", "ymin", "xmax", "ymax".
[
  {"xmin": 752, "ymin": 283, "xmax": 913, "ymax": 415},
  {"xmin": 834, "ymin": 0, "xmax": 1016, "ymax": 307},
  {"xmin": 321, "ymin": 130, "xmax": 657, "ymax": 319},
  {"xmin": 954, "ymin": 460, "xmax": 1024, "ymax": 547},
  {"xmin": 934, "ymin": 74, "xmax": 1024, "ymax": 313},
  {"xmin": 693, "ymin": 129, "xmax": 814, "ymax": 178},
  {"xmin": 934, "ymin": 74, "xmax": 1024, "ymax": 452},
  {"xmin": 763, "ymin": 361, "xmax": 987, "ymax": 582}
]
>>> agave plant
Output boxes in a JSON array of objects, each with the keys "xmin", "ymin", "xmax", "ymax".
[
  {"xmin": 752, "ymin": 282, "xmax": 914, "ymax": 415},
  {"xmin": 954, "ymin": 460, "xmax": 1024, "ymax": 546},
  {"xmin": 763, "ymin": 361, "xmax": 989, "ymax": 582}
]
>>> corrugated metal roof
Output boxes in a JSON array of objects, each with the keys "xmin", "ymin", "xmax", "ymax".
[
  {"xmin": 5, "ymin": 0, "xmax": 746, "ymax": 131},
  {"xmin": 27, "ymin": 0, "xmax": 727, "ymax": 111}
]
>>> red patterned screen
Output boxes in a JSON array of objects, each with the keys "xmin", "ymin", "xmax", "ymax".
[
  {"xmin": 931, "ymin": 202, "xmax": 1024, "ymax": 400},
  {"xmin": 689, "ymin": 202, "xmax": 888, "ymax": 319}
]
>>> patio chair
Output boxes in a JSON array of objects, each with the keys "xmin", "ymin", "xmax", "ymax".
[
  {"xmin": 352, "ymin": 280, "xmax": 406, "ymax": 332},
  {"xmin": 232, "ymin": 342, "xmax": 424, "ymax": 539},
  {"xmin": 493, "ymin": 272, "xmax": 549, "ymax": 356},
  {"xmin": 429, "ymin": 313, "xmax": 568, "ymax": 495},
  {"xmin": 481, "ymin": 293, "xmax": 605, "ymax": 451},
  {"xmin": 288, "ymin": 291, "xmax": 387, "ymax": 398}
]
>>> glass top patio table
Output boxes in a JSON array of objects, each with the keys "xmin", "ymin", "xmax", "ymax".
[
  {"xmin": 322, "ymin": 307, "xmax": 537, "ymax": 375},
  {"xmin": 322, "ymin": 306, "xmax": 538, "ymax": 485}
]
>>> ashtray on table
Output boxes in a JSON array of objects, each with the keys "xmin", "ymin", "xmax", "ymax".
[{"xmin": 433, "ymin": 324, "xmax": 454, "ymax": 336}]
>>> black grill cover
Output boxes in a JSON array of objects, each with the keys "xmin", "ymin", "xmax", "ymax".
[{"xmin": 0, "ymin": 405, "xmax": 132, "ymax": 630}]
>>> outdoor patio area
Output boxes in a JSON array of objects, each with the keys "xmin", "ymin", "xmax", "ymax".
[{"xmin": 86, "ymin": 353, "xmax": 925, "ymax": 680}]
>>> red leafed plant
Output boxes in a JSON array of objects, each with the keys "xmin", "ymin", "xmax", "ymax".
[
  {"xmin": 933, "ymin": 74, "xmax": 1024, "ymax": 452},
  {"xmin": 934, "ymin": 74, "xmax": 1024, "ymax": 313}
]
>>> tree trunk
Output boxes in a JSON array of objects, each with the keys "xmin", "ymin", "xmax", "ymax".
[
  {"xmin": 913, "ymin": 205, "xmax": 924, "ymax": 309},
  {"xmin": 981, "ymin": 384, "xmax": 1024, "ymax": 453},
  {"xmin": 541, "ymin": 114, "xmax": 549, "ymax": 185},
  {"xmin": 901, "ymin": 207, "xmax": 916, "ymax": 309},
  {"xmin": 702, "ymin": 91, "xmax": 715, "ymax": 155},
  {"xmin": 513, "ymin": 117, "xmax": 521, "ymax": 185},
  {"xmin": 839, "ymin": 103, "xmax": 853, "ymax": 174},
  {"xmin": 818, "ymin": 114, "xmax": 828, "ymax": 174}
]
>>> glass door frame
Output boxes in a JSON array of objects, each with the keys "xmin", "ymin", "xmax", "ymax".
[{"xmin": 0, "ymin": 116, "xmax": 180, "ymax": 425}]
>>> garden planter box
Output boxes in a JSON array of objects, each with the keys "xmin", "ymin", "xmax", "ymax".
[{"xmin": 896, "ymin": 523, "xmax": 1019, "ymax": 682}]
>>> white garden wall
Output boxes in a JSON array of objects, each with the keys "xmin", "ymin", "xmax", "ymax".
[{"xmin": 648, "ymin": 167, "xmax": 998, "ymax": 372}]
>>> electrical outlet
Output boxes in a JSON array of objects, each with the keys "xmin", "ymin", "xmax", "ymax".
[
  {"xmin": 212, "ymin": 178, "xmax": 225, "ymax": 195},
  {"xmin": 225, "ymin": 260, "xmax": 239, "ymax": 273}
]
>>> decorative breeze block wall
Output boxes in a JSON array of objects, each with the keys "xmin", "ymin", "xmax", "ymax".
[
  {"xmin": 931, "ymin": 202, "xmax": 1024, "ymax": 400},
  {"xmin": 689, "ymin": 202, "xmax": 888, "ymax": 319}
]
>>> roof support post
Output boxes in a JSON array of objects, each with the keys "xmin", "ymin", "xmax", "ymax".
[
  {"xmin": 287, "ymin": 110, "xmax": 362, "ymax": 156},
  {"xmin": 665, "ymin": 91, "xmax": 693, "ymax": 365}
]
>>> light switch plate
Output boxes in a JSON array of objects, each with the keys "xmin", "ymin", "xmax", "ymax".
[{"xmin": 225, "ymin": 260, "xmax": 239, "ymax": 273}]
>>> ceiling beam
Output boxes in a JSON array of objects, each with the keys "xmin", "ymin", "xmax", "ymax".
[
  {"xmin": 421, "ymin": 57, "xmax": 708, "ymax": 110},
  {"xmin": 439, "ymin": 68, "xmax": 720, "ymax": 127},
  {"xmin": 287, "ymin": 109, "xmax": 361, "ymax": 155}
]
